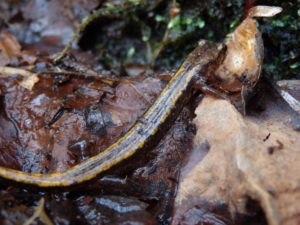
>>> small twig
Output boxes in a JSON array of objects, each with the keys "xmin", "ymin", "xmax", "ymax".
[
  {"xmin": 151, "ymin": 29, "xmax": 171, "ymax": 68},
  {"xmin": 38, "ymin": 70, "xmax": 117, "ymax": 86},
  {"xmin": 23, "ymin": 198, "xmax": 54, "ymax": 225},
  {"xmin": 53, "ymin": 1, "xmax": 142, "ymax": 62},
  {"xmin": 39, "ymin": 70, "xmax": 97, "ymax": 77},
  {"xmin": 151, "ymin": 0, "xmax": 179, "ymax": 68},
  {"xmin": 53, "ymin": 12, "xmax": 99, "ymax": 62}
]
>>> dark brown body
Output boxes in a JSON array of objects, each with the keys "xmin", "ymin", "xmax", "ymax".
[{"xmin": 0, "ymin": 41, "xmax": 226, "ymax": 187}]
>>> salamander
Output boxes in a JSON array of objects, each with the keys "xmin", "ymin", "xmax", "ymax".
[{"xmin": 0, "ymin": 41, "xmax": 226, "ymax": 187}]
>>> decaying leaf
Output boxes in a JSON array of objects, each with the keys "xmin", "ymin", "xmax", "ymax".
[
  {"xmin": 173, "ymin": 96, "xmax": 300, "ymax": 225},
  {"xmin": 0, "ymin": 66, "xmax": 39, "ymax": 90},
  {"xmin": 18, "ymin": 74, "xmax": 39, "ymax": 90},
  {"xmin": 0, "ymin": 31, "xmax": 37, "ymax": 66},
  {"xmin": 276, "ymin": 80, "xmax": 300, "ymax": 114},
  {"xmin": 0, "ymin": 31, "xmax": 21, "ymax": 66}
]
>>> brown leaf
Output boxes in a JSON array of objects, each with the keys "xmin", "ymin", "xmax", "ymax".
[
  {"xmin": 173, "ymin": 96, "xmax": 300, "ymax": 225},
  {"xmin": 22, "ymin": 0, "xmax": 99, "ymax": 46},
  {"xmin": 0, "ymin": 74, "xmax": 164, "ymax": 173},
  {"xmin": 0, "ymin": 31, "xmax": 22, "ymax": 66}
]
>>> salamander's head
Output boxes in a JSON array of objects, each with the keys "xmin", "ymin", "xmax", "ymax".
[{"xmin": 183, "ymin": 40, "xmax": 227, "ymax": 72}]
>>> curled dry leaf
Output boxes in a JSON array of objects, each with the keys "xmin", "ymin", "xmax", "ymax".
[
  {"xmin": 276, "ymin": 80, "xmax": 300, "ymax": 114},
  {"xmin": 18, "ymin": 74, "xmax": 39, "ymax": 91},
  {"xmin": 0, "ymin": 66, "xmax": 39, "ymax": 90},
  {"xmin": 173, "ymin": 96, "xmax": 300, "ymax": 225},
  {"xmin": 0, "ymin": 32, "xmax": 37, "ymax": 66},
  {"xmin": 0, "ymin": 31, "xmax": 21, "ymax": 66},
  {"xmin": 0, "ymin": 31, "xmax": 39, "ymax": 90}
]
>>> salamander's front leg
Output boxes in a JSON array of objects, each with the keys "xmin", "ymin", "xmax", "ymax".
[
  {"xmin": 193, "ymin": 77, "xmax": 231, "ymax": 102},
  {"xmin": 193, "ymin": 77, "xmax": 252, "ymax": 115}
]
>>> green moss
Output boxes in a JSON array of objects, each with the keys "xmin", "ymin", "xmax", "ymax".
[
  {"xmin": 74, "ymin": 0, "xmax": 298, "ymax": 79},
  {"xmin": 259, "ymin": 0, "xmax": 300, "ymax": 79}
]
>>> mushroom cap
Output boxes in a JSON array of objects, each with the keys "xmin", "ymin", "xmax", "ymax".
[{"xmin": 214, "ymin": 6, "xmax": 282, "ymax": 93}]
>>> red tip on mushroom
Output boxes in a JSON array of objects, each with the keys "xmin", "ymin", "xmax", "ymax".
[{"xmin": 243, "ymin": 0, "xmax": 257, "ymax": 19}]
